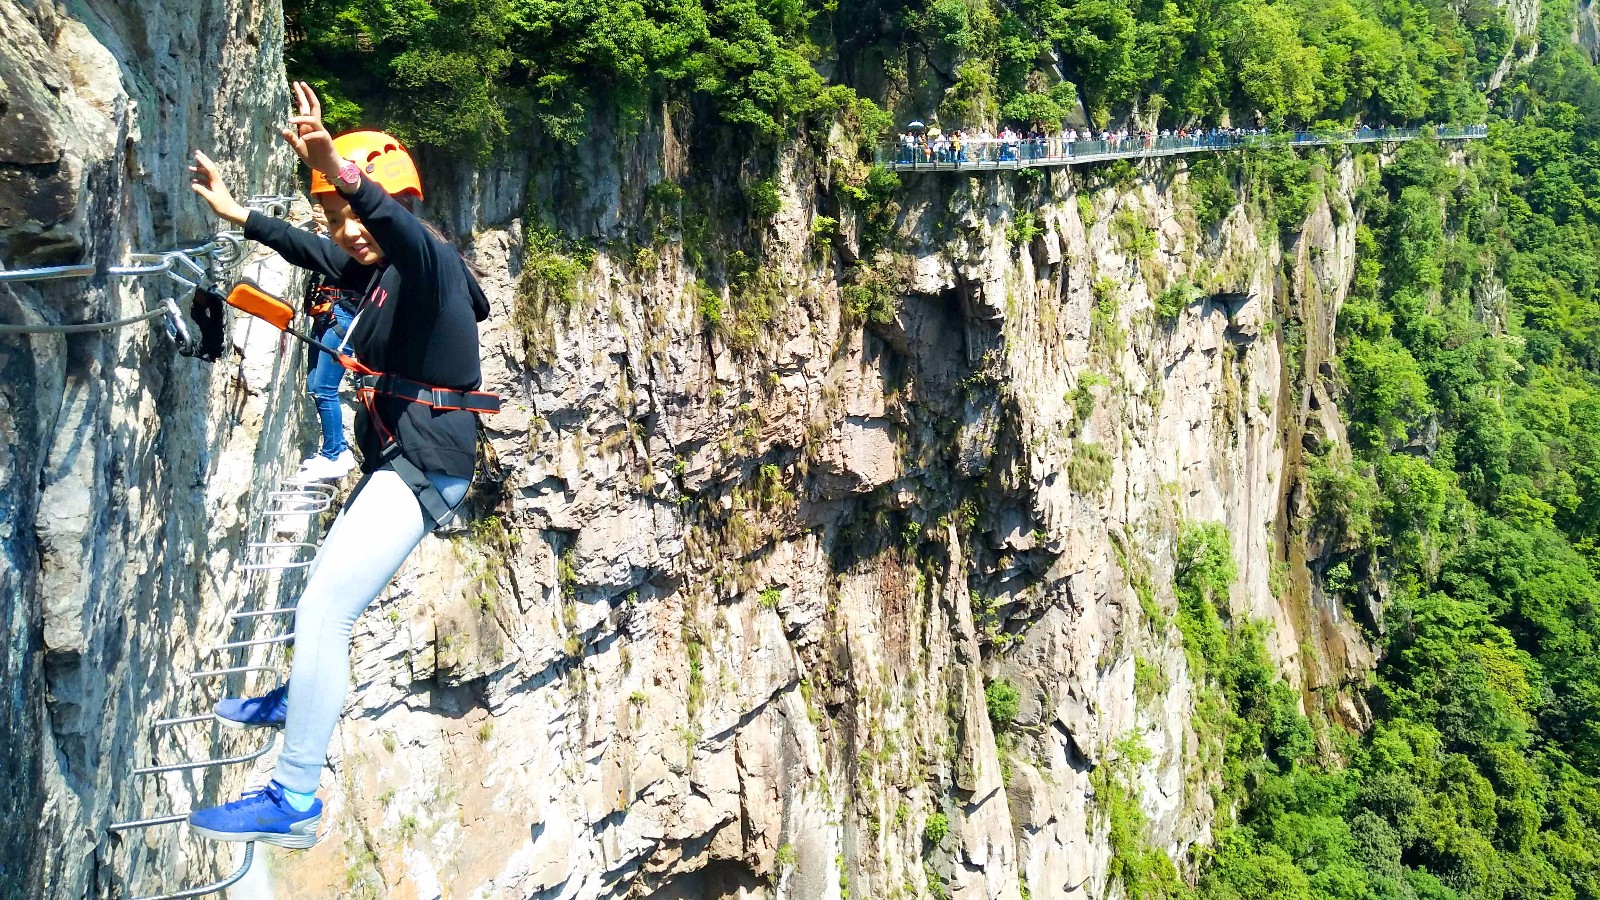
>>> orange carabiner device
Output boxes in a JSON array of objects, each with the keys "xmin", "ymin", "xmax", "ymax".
[
  {"xmin": 223, "ymin": 279, "xmax": 295, "ymax": 331},
  {"xmin": 223, "ymin": 278, "xmax": 374, "ymax": 375}
]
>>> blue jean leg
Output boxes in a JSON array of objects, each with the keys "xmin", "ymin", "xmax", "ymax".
[{"xmin": 307, "ymin": 305, "xmax": 355, "ymax": 459}]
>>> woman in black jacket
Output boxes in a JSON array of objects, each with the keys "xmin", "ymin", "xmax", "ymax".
[{"xmin": 184, "ymin": 82, "xmax": 491, "ymax": 848}]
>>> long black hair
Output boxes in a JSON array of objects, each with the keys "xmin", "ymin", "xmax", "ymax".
[{"xmin": 395, "ymin": 193, "xmax": 485, "ymax": 280}]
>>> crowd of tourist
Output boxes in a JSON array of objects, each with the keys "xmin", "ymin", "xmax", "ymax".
[{"xmin": 891, "ymin": 122, "xmax": 1441, "ymax": 165}]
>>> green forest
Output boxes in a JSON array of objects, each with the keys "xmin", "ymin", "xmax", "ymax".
[{"xmin": 285, "ymin": 0, "xmax": 1600, "ymax": 897}]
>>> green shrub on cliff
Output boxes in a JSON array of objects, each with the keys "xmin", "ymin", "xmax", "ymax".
[
  {"xmin": 284, "ymin": 0, "xmax": 890, "ymax": 151},
  {"xmin": 1190, "ymin": 9, "xmax": 1600, "ymax": 897}
]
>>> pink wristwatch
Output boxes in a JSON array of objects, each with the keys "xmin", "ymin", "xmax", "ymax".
[{"xmin": 335, "ymin": 159, "xmax": 361, "ymax": 190}]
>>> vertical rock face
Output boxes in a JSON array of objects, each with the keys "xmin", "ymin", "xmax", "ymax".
[
  {"xmin": 1578, "ymin": 0, "xmax": 1600, "ymax": 62},
  {"xmin": 0, "ymin": 2, "xmax": 303, "ymax": 897},
  {"xmin": 272, "ymin": 132, "xmax": 1381, "ymax": 898},
  {"xmin": 4, "ymin": 7, "xmax": 1393, "ymax": 900}
]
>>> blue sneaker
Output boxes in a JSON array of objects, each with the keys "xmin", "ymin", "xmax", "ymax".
[
  {"xmin": 215, "ymin": 684, "xmax": 288, "ymax": 729},
  {"xmin": 187, "ymin": 781, "xmax": 322, "ymax": 848}
]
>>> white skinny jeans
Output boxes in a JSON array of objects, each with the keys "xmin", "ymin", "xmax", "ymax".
[{"xmin": 273, "ymin": 465, "xmax": 468, "ymax": 793}]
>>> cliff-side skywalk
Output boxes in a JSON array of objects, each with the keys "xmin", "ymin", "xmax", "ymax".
[{"xmin": 878, "ymin": 124, "xmax": 1489, "ymax": 173}]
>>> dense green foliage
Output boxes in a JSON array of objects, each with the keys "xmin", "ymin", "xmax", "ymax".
[
  {"xmin": 1185, "ymin": 3, "xmax": 1600, "ymax": 898},
  {"xmin": 284, "ymin": 0, "xmax": 889, "ymax": 150},
  {"xmin": 985, "ymin": 678, "xmax": 1021, "ymax": 728},
  {"xmin": 894, "ymin": 0, "xmax": 1501, "ymax": 130},
  {"xmin": 285, "ymin": 0, "xmax": 1509, "ymax": 153}
]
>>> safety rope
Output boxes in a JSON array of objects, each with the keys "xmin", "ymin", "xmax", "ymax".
[
  {"xmin": 0, "ymin": 233, "xmax": 243, "ymax": 281},
  {"xmin": 0, "ymin": 195, "xmax": 293, "ymax": 336},
  {"xmin": 0, "ymin": 306, "xmax": 167, "ymax": 335}
]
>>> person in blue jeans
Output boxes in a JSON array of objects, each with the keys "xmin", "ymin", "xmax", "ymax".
[
  {"xmin": 298, "ymin": 284, "xmax": 358, "ymax": 479},
  {"xmin": 186, "ymin": 82, "xmax": 492, "ymax": 849}
]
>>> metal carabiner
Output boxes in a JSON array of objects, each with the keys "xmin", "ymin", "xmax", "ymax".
[
  {"xmin": 161, "ymin": 252, "xmax": 210, "ymax": 293},
  {"xmin": 210, "ymin": 231, "xmax": 246, "ymax": 266},
  {"xmin": 171, "ymin": 251, "xmax": 211, "ymax": 284},
  {"xmin": 161, "ymin": 297, "xmax": 194, "ymax": 357}
]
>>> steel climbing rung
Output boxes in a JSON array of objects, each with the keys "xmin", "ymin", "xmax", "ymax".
[
  {"xmin": 274, "ymin": 480, "xmax": 336, "ymax": 497},
  {"xmin": 229, "ymin": 607, "xmax": 295, "ymax": 621},
  {"xmin": 249, "ymin": 193, "xmax": 297, "ymax": 217},
  {"xmin": 240, "ymin": 540, "xmax": 318, "ymax": 571},
  {"xmin": 134, "ymin": 731, "xmax": 278, "ymax": 776},
  {"xmin": 247, "ymin": 540, "xmax": 320, "ymax": 552},
  {"xmin": 268, "ymin": 487, "xmax": 334, "ymax": 498},
  {"xmin": 207, "ymin": 633, "xmax": 293, "ymax": 654},
  {"xmin": 151, "ymin": 713, "xmax": 214, "ymax": 729},
  {"xmin": 109, "ymin": 812, "xmax": 189, "ymax": 831},
  {"xmin": 189, "ymin": 664, "xmax": 279, "ymax": 680},
  {"xmin": 130, "ymin": 842, "xmax": 256, "ymax": 900},
  {"xmin": 265, "ymin": 487, "xmax": 334, "ymax": 506},
  {"xmin": 262, "ymin": 501, "xmax": 332, "ymax": 518}
]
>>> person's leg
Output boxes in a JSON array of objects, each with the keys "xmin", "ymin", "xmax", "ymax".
[
  {"xmin": 306, "ymin": 348, "xmax": 346, "ymax": 459},
  {"xmin": 305, "ymin": 307, "xmax": 354, "ymax": 460},
  {"xmin": 272, "ymin": 467, "xmax": 469, "ymax": 794}
]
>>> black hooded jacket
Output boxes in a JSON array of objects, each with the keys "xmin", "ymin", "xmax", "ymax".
[{"xmin": 243, "ymin": 175, "xmax": 489, "ymax": 480}]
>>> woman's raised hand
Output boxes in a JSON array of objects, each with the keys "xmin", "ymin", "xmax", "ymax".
[
  {"xmin": 280, "ymin": 81, "xmax": 344, "ymax": 181},
  {"xmin": 189, "ymin": 150, "xmax": 248, "ymax": 225}
]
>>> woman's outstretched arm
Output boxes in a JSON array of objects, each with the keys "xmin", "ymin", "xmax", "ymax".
[
  {"xmin": 190, "ymin": 149, "xmax": 365, "ymax": 282},
  {"xmin": 279, "ymin": 82, "xmax": 444, "ymax": 300}
]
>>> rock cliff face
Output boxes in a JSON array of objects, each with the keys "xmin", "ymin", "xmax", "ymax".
[
  {"xmin": 1578, "ymin": 0, "xmax": 1600, "ymax": 63},
  {"xmin": 4, "ymin": 4, "xmax": 1403, "ymax": 900},
  {"xmin": 1, "ymin": 2, "xmax": 307, "ymax": 897},
  {"xmin": 263, "ymin": 131, "xmax": 1386, "ymax": 897}
]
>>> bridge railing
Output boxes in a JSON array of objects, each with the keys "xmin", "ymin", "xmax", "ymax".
[{"xmin": 875, "ymin": 124, "xmax": 1488, "ymax": 171}]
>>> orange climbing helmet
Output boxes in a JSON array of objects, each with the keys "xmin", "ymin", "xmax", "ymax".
[{"xmin": 309, "ymin": 130, "xmax": 423, "ymax": 200}]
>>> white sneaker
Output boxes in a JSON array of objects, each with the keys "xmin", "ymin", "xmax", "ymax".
[{"xmin": 296, "ymin": 449, "xmax": 355, "ymax": 481}]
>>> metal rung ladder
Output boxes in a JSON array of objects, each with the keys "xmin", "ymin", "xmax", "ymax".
[
  {"xmin": 133, "ymin": 732, "xmax": 280, "ymax": 777},
  {"xmin": 229, "ymin": 606, "xmax": 296, "ymax": 621},
  {"xmin": 109, "ymin": 476, "xmax": 338, "ymax": 899},
  {"xmin": 239, "ymin": 540, "xmax": 319, "ymax": 571},
  {"xmin": 206, "ymin": 632, "xmax": 294, "ymax": 654}
]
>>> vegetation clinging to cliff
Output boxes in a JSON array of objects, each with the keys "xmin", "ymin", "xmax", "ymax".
[
  {"xmin": 283, "ymin": 0, "xmax": 889, "ymax": 152},
  {"xmin": 1193, "ymin": 4, "xmax": 1600, "ymax": 898},
  {"xmin": 284, "ymin": 0, "xmax": 1509, "ymax": 157}
]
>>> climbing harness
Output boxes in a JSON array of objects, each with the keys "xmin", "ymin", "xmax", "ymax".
[
  {"xmin": 221, "ymin": 280, "xmax": 501, "ymax": 531},
  {"xmin": 304, "ymin": 283, "xmax": 361, "ymax": 319},
  {"xmin": 355, "ymin": 373, "xmax": 501, "ymax": 414}
]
